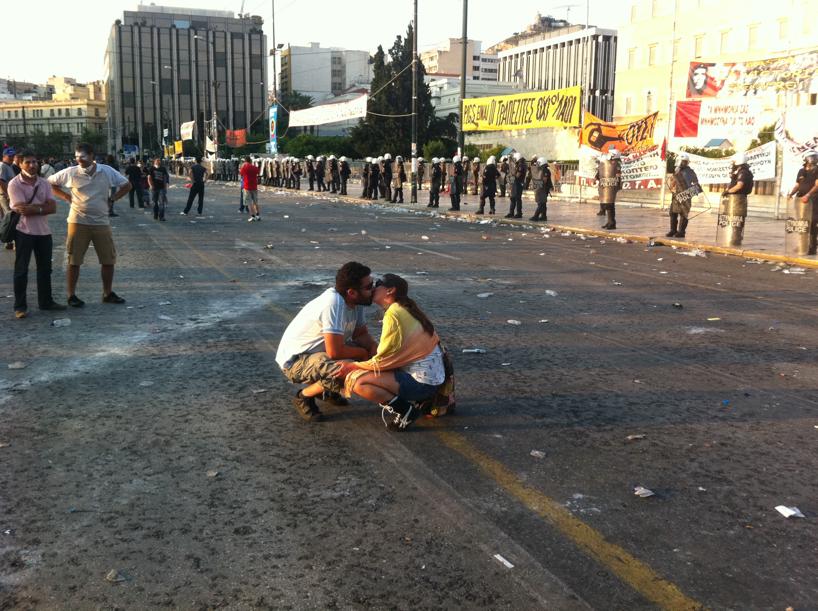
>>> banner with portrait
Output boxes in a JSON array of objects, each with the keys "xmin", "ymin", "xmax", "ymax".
[
  {"xmin": 461, "ymin": 86, "xmax": 581, "ymax": 131},
  {"xmin": 775, "ymin": 107, "xmax": 818, "ymax": 194},
  {"xmin": 288, "ymin": 94, "xmax": 368, "ymax": 127},
  {"xmin": 268, "ymin": 105, "xmax": 278, "ymax": 154},
  {"xmin": 687, "ymin": 50, "xmax": 818, "ymax": 99},
  {"xmin": 579, "ymin": 111, "xmax": 658, "ymax": 154}
]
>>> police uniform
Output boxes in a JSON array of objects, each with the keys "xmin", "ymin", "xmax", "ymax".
[
  {"xmin": 506, "ymin": 158, "xmax": 526, "ymax": 218},
  {"xmin": 478, "ymin": 162, "xmax": 499, "ymax": 214},
  {"xmin": 428, "ymin": 161, "xmax": 442, "ymax": 208}
]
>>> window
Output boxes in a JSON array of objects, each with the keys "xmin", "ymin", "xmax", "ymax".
[
  {"xmin": 778, "ymin": 18, "xmax": 788, "ymax": 39},
  {"xmin": 50, "ymin": 109, "xmax": 54, "ymax": 117},
  {"xmin": 77, "ymin": 108, "xmax": 83, "ymax": 116},
  {"xmin": 57, "ymin": 108, "xmax": 62, "ymax": 116},
  {"xmin": 694, "ymin": 35, "xmax": 704, "ymax": 58},
  {"xmin": 648, "ymin": 44, "xmax": 657, "ymax": 66},
  {"xmin": 651, "ymin": 0, "xmax": 659, "ymax": 17},
  {"xmin": 720, "ymin": 31, "xmax": 730, "ymax": 54},
  {"xmin": 628, "ymin": 47, "xmax": 636, "ymax": 69},
  {"xmin": 748, "ymin": 24, "xmax": 759, "ymax": 49},
  {"xmin": 95, "ymin": 108, "xmax": 100, "ymax": 117},
  {"xmin": 645, "ymin": 90, "xmax": 654, "ymax": 113}
]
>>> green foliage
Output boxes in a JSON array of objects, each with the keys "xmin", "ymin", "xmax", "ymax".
[
  {"xmin": 350, "ymin": 24, "xmax": 456, "ymax": 157},
  {"xmin": 280, "ymin": 134, "xmax": 360, "ymax": 158},
  {"xmin": 463, "ymin": 144, "xmax": 481, "ymax": 160},
  {"xmin": 278, "ymin": 91, "xmax": 314, "ymax": 137},
  {"xmin": 482, "ymin": 144, "xmax": 508, "ymax": 161},
  {"xmin": 5, "ymin": 130, "xmax": 78, "ymax": 158},
  {"xmin": 748, "ymin": 122, "xmax": 776, "ymax": 150},
  {"xmin": 422, "ymin": 140, "xmax": 449, "ymax": 160}
]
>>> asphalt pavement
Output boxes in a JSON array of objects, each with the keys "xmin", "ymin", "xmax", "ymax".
[{"xmin": 2, "ymin": 182, "xmax": 817, "ymax": 610}]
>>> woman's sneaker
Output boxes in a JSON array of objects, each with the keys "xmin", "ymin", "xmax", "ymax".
[{"xmin": 380, "ymin": 396, "xmax": 419, "ymax": 431}]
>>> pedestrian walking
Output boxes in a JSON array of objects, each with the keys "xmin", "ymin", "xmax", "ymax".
[
  {"xmin": 48, "ymin": 142, "xmax": 131, "ymax": 306},
  {"xmin": 182, "ymin": 156, "xmax": 208, "ymax": 215},
  {"xmin": 147, "ymin": 159, "xmax": 170, "ymax": 221},
  {"xmin": 124, "ymin": 158, "xmax": 143, "ymax": 208},
  {"xmin": 8, "ymin": 150, "xmax": 67, "ymax": 318}
]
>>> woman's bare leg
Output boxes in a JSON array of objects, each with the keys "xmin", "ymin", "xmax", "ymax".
[{"xmin": 351, "ymin": 371, "xmax": 400, "ymax": 404}]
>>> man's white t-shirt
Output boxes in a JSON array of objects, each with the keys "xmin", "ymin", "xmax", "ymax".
[
  {"xmin": 275, "ymin": 288, "xmax": 366, "ymax": 369},
  {"xmin": 48, "ymin": 163, "xmax": 129, "ymax": 225}
]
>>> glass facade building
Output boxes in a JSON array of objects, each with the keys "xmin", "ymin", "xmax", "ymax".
[{"xmin": 105, "ymin": 6, "xmax": 267, "ymax": 155}]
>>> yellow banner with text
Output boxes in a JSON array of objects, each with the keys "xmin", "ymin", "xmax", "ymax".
[{"xmin": 461, "ymin": 86, "xmax": 581, "ymax": 132}]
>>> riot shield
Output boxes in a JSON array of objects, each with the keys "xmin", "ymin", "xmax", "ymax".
[
  {"xmin": 784, "ymin": 196, "xmax": 813, "ymax": 256},
  {"xmin": 716, "ymin": 194, "xmax": 748, "ymax": 247}
]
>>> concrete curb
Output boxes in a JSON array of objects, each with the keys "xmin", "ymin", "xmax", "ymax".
[{"xmin": 274, "ymin": 188, "xmax": 818, "ymax": 270}]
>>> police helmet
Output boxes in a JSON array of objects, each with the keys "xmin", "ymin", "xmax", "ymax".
[
  {"xmin": 733, "ymin": 152, "xmax": 747, "ymax": 165},
  {"xmin": 486, "ymin": 156, "xmax": 496, "ymax": 165},
  {"xmin": 512, "ymin": 152, "xmax": 522, "ymax": 161},
  {"xmin": 339, "ymin": 156, "xmax": 347, "ymax": 162},
  {"xmin": 536, "ymin": 157, "xmax": 548, "ymax": 166},
  {"xmin": 395, "ymin": 155, "xmax": 403, "ymax": 162},
  {"xmin": 608, "ymin": 148, "xmax": 621, "ymax": 159},
  {"xmin": 452, "ymin": 155, "xmax": 461, "ymax": 163},
  {"xmin": 431, "ymin": 157, "xmax": 439, "ymax": 164},
  {"xmin": 384, "ymin": 153, "xmax": 392, "ymax": 160}
]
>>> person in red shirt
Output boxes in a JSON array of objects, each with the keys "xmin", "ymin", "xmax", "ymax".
[{"xmin": 239, "ymin": 156, "xmax": 261, "ymax": 221}]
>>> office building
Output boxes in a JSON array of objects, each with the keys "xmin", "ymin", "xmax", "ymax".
[
  {"xmin": 420, "ymin": 39, "xmax": 499, "ymax": 82},
  {"xmin": 0, "ymin": 98, "xmax": 107, "ymax": 144},
  {"xmin": 104, "ymin": 5, "xmax": 268, "ymax": 155},
  {"xmin": 279, "ymin": 43, "xmax": 372, "ymax": 103}
]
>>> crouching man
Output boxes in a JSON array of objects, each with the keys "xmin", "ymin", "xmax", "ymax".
[{"xmin": 275, "ymin": 261, "xmax": 378, "ymax": 422}]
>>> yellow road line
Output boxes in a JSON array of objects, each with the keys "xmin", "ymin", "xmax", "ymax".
[{"xmin": 435, "ymin": 430, "xmax": 705, "ymax": 611}]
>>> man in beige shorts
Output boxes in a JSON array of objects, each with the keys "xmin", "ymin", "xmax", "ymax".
[{"xmin": 48, "ymin": 143, "xmax": 131, "ymax": 307}]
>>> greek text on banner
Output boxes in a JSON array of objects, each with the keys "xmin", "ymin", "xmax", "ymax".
[
  {"xmin": 288, "ymin": 94, "xmax": 368, "ymax": 128},
  {"xmin": 461, "ymin": 86, "xmax": 581, "ymax": 132}
]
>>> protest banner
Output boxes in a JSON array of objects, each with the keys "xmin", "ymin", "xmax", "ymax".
[
  {"xmin": 683, "ymin": 141, "xmax": 776, "ymax": 185},
  {"xmin": 288, "ymin": 94, "xmax": 368, "ymax": 127},
  {"xmin": 461, "ymin": 86, "xmax": 581, "ymax": 131},
  {"xmin": 225, "ymin": 129, "xmax": 247, "ymax": 148},
  {"xmin": 268, "ymin": 105, "xmax": 278, "ymax": 154},
  {"xmin": 576, "ymin": 144, "xmax": 665, "ymax": 190},
  {"xmin": 173, "ymin": 141, "xmax": 183, "ymax": 156},
  {"xmin": 775, "ymin": 107, "xmax": 818, "ymax": 195},
  {"xmin": 687, "ymin": 50, "xmax": 818, "ymax": 100},
  {"xmin": 674, "ymin": 99, "xmax": 760, "ymax": 140},
  {"xmin": 180, "ymin": 120, "xmax": 195, "ymax": 141},
  {"xmin": 580, "ymin": 111, "xmax": 658, "ymax": 154}
]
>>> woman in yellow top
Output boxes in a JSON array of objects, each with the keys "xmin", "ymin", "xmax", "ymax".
[{"xmin": 335, "ymin": 274, "xmax": 445, "ymax": 431}]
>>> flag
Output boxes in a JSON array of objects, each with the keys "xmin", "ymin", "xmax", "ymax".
[
  {"xmin": 205, "ymin": 136, "xmax": 216, "ymax": 154},
  {"xmin": 673, "ymin": 101, "xmax": 701, "ymax": 138},
  {"xmin": 225, "ymin": 129, "xmax": 247, "ymax": 147},
  {"xmin": 180, "ymin": 120, "xmax": 196, "ymax": 141}
]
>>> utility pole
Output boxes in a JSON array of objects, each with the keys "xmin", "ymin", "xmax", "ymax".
[
  {"xmin": 271, "ymin": 0, "xmax": 277, "ymax": 101},
  {"xmin": 458, "ymin": 0, "xmax": 468, "ymax": 157},
  {"xmin": 657, "ymin": 0, "xmax": 679, "ymax": 211},
  {"xmin": 410, "ymin": 0, "xmax": 418, "ymax": 203}
]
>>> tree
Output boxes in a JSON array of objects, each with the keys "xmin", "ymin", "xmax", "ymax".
[
  {"xmin": 350, "ymin": 23, "xmax": 456, "ymax": 157},
  {"xmin": 277, "ymin": 90, "xmax": 314, "ymax": 139},
  {"xmin": 281, "ymin": 134, "xmax": 360, "ymax": 158}
]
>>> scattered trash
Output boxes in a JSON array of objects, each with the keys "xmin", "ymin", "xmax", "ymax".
[
  {"xmin": 697, "ymin": 487, "xmax": 707, "ymax": 492},
  {"xmin": 139, "ymin": 381, "xmax": 154, "ymax": 387},
  {"xmin": 538, "ymin": 252, "xmax": 545, "ymax": 256},
  {"xmin": 530, "ymin": 450, "xmax": 546, "ymax": 459},
  {"xmin": 707, "ymin": 317, "xmax": 721, "ymax": 321},
  {"xmin": 7, "ymin": 362, "xmax": 27, "ymax": 370},
  {"xmin": 421, "ymin": 235, "xmax": 430, "ymax": 240},
  {"xmin": 659, "ymin": 271, "xmax": 669, "ymax": 274},
  {"xmin": 264, "ymin": 244, "xmax": 274, "ymax": 249},
  {"xmin": 105, "ymin": 569, "xmax": 127, "ymax": 583},
  {"xmin": 507, "ymin": 320, "xmax": 522, "ymax": 326},
  {"xmin": 775, "ymin": 505, "xmax": 805, "ymax": 519},
  {"xmin": 679, "ymin": 248, "xmax": 707, "ymax": 258},
  {"xmin": 158, "ymin": 301, "xmax": 172, "ymax": 306},
  {"xmin": 615, "ymin": 237, "xmax": 630, "ymax": 244},
  {"xmin": 461, "ymin": 348, "xmax": 487, "ymax": 354},
  {"xmin": 633, "ymin": 379, "xmax": 642, "ymax": 384},
  {"xmin": 657, "ymin": 258, "xmax": 664, "ymax": 261},
  {"xmin": 634, "ymin": 486, "xmax": 655, "ymax": 498},
  {"xmin": 256, "ymin": 273, "xmax": 266, "ymax": 278},
  {"xmin": 415, "ymin": 271, "xmax": 429, "ymax": 275},
  {"xmin": 158, "ymin": 315, "xmax": 173, "ymax": 321},
  {"xmin": 309, "ymin": 240, "xmax": 319, "ymax": 244},
  {"xmin": 178, "ymin": 275, "xmax": 185, "ymax": 279},
  {"xmin": 626, "ymin": 434, "xmax": 646, "ymax": 441},
  {"xmin": 283, "ymin": 215, "xmax": 290, "ymax": 219},
  {"xmin": 544, "ymin": 290, "xmax": 558, "ymax": 297},
  {"xmin": 51, "ymin": 318, "xmax": 71, "ymax": 328},
  {"xmin": 206, "ymin": 470, "xmax": 220, "ymax": 478},
  {"xmin": 251, "ymin": 389, "xmax": 268, "ymax": 394},
  {"xmin": 501, "ymin": 362, "xmax": 511, "ymax": 366},
  {"xmin": 686, "ymin": 326, "xmax": 723, "ymax": 335},
  {"xmin": 493, "ymin": 554, "xmax": 514, "ymax": 569},
  {"xmin": 673, "ymin": 303, "xmax": 683, "ymax": 309},
  {"xmin": 612, "ymin": 281, "xmax": 622, "ymax": 286},
  {"xmin": 783, "ymin": 267, "xmax": 806, "ymax": 275},
  {"xmin": 476, "ymin": 292, "xmax": 494, "ymax": 299}
]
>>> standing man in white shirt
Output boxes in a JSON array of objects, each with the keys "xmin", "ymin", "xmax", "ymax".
[{"xmin": 48, "ymin": 143, "xmax": 131, "ymax": 307}]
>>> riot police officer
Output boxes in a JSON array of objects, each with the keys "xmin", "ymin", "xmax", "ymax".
[
  {"xmin": 417, "ymin": 157, "xmax": 425, "ymax": 190},
  {"xmin": 305, "ymin": 155, "xmax": 316, "ymax": 191},
  {"xmin": 339, "ymin": 156, "xmax": 351, "ymax": 195},
  {"xmin": 506, "ymin": 152, "xmax": 526, "ymax": 218},
  {"xmin": 315, "ymin": 156, "xmax": 326, "ymax": 191},
  {"xmin": 449, "ymin": 155, "xmax": 463, "ymax": 211},
  {"xmin": 427, "ymin": 157, "xmax": 442, "ymax": 208},
  {"xmin": 529, "ymin": 158, "xmax": 553, "ymax": 222},
  {"xmin": 471, "ymin": 157, "xmax": 481, "ymax": 195},
  {"xmin": 596, "ymin": 149, "xmax": 622, "ymax": 229},
  {"xmin": 788, "ymin": 152, "xmax": 818, "ymax": 253},
  {"xmin": 382, "ymin": 153, "xmax": 393, "ymax": 202},
  {"xmin": 477, "ymin": 155, "xmax": 499, "ymax": 215},
  {"xmin": 667, "ymin": 152, "xmax": 702, "ymax": 238},
  {"xmin": 329, "ymin": 155, "xmax": 340, "ymax": 193},
  {"xmin": 369, "ymin": 156, "xmax": 381, "ymax": 200},
  {"xmin": 391, "ymin": 155, "xmax": 406, "ymax": 203},
  {"xmin": 361, "ymin": 157, "xmax": 371, "ymax": 199},
  {"xmin": 499, "ymin": 155, "xmax": 509, "ymax": 197}
]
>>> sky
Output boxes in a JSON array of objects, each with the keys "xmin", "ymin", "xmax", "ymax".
[{"xmin": 4, "ymin": 0, "xmax": 625, "ymax": 85}]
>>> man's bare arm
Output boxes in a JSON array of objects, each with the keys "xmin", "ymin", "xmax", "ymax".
[{"xmin": 324, "ymin": 333, "xmax": 370, "ymax": 361}]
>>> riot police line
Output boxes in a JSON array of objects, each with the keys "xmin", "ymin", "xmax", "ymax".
[{"xmin": 164, "ymin": 149, "xmax": 818, "ymax": 255}]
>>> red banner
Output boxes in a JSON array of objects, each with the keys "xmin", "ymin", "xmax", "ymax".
[
  {"xmin": 674, "ymin": 101, "xmax": 702, "ymax": 137},
  {"xmin": 225, "ymin": 129, "xmax": 247, "ymax": 147}
]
